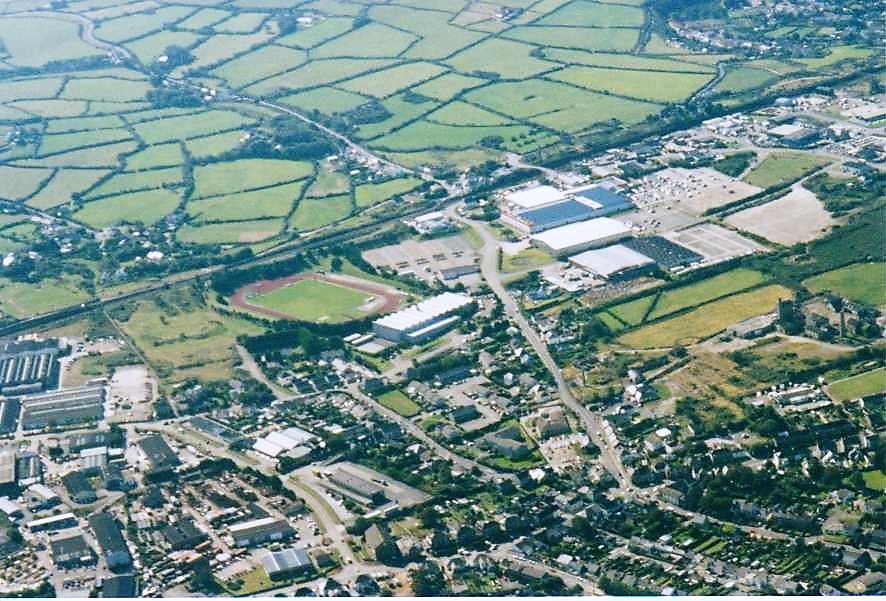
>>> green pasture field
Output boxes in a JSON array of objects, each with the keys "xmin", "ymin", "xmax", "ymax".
[
  {"xmin": 827, "ymin": 368, "xmax": 886, "ymax": 401},
  {"xmin": 177, "ymin": 7, "xmax": 230, "ymax": 29},
  {"xmin": 427, "ymin": 102, "xmax": 514, "ymax": 126},
  {"xmin": 862, "ymin": 470, "xmax": 886, "ymax": 492},
  {"xmin": 246, "ymin": 58, "xmax": 396, "ymax": 95},
  {"xmin": 187, "ymin": 180, "xmax": 307, "ymax": 221},
  {"xmin": 538, "ymin": 0, "xmax": 645, "ymax": 27},
  {"xmin": 0, "ymin": 18, "xmax": 101, "ymax": 67},
  {"xmin": 9, "ymin": 99, "xmax": 89, "ymax": 118},
  {"xmin": 14, "ymin": 141, "xmax": 138, "ymax": 168},
  {"xmin": 306, "ymin": 165, "xmax": 351, "ymax": 197},
  {"xmin": 275, "ymin": 16, "xmax": 354, "ymax": 49},
  {"xmin": 213, "ymin": 12, "xmax": 266, "ymax": 33},
  {"xmin": 0, "ymin": 77, "xmax": 65, "ymax": 103},
  {"xmin": 339, "ymin": 62, "xmax": 447, "ymax": 99},
  {"xmin": 45, "ymin": 115, "xmax": 125, "ymax": 134},
  {"xmin": 249, "ymin": 278, "xmax": 374, "ymax": 323},
  {"xmin": 369, "ymin": 4, "xmax": 484, "ymax": 60},
  {"xmin": 618, "ymin": 285, "xmax": 793, "ymax": 348},
  {"xmin": 467, "ymin": 79, "xmax": 660, "ymax": 129},
  {"xmin": 370, "ymin": 120, "xmax": 531, "ymax": 151},
  {"xmin": 542, "ymin": 49, "xmax": 714, "ymax": 73},
  {"xmin": 713, "ymin": 65, "xmax": 775, "ymax": 94},
  {"xmin": 278, "ymin": 87, "xmax": 369, "ymax": 115},
  {"xmin": 126, "ymin": 30, "xmax": 204, "ymax": 64},
  {"xmin": 799, "ymin": 45, "xmax": 875, "ymax": 69},
  {"xmin": 86, "ymin": 101, "xmax": 151, "ymax": 116},
  {"xmin": 803, "ymin": 263, "xmax": 885, "ymax": 307},
  {"xmin": 312, "ymin": 23, "xmax": 417, "ymax": 59},
  {"xmin": 176, "ymin": 218, "xmax": 284, "ymax": 245},
  {"xmin": 39, "ymin": 128, "xmax": 133, "ymax": 156},
  {"xmin": 121, "ymin": 106, "xmax": 202, "ymax": 123},
  {"xmin": 380, "ymin": 148, "xmax": 498, "ymax": 172},
  {"xmin": 412, "ymin": 73, "xmax": 486, "ymax": 101},
  {"xmin": 0, "ymin": 276, "xmax": 90, "ymax": 320},
  {"xmin": 356, "ymin": 94, "xmax": 441, "ymax": 140},
  {"xmin": 550, "ymin": 66, "xmax": 713, "ymax": 103},
  {"xmin": 93, "ymin": 6, "xmax": 194, "ymax": 43},
  {"xmin": 354, "ymin": 177, "xmax": 423, "ymax": 208},
  {"xmin": 192, "ymin": 159, "xmax": 312, "ymax": 198},
  {"xmin": 0, "ymin": 166, "xmax": 54, "ymax": 201},
  {"xmin": 74, "ymin": 188, "xmax": 181, "ymax": 228},
  {"xmin": 116, "ymin": 288, "xmax": 264, "ymax": 383},
  {"xmin": 376, "ymin": 390, "xmax": 421, "ymax": 417},
  {"xmin": 124, "ymin": 143, "xmax": 183, "ymax": 170},
  {"xmin": 289, "ymin": 194, "xmax": 352, "ymax": 231},
  {"xmin": 184, "ymin": 32, "xmax": 274, "ymax": 72},
  {"xmin": 502, "ymin": 247, "xmax": 556, "ymax": 273},
  {"xmin": 211, "ymin": 45, "xmax": 307, "ymax": 88},
  {"xmin": 85, "ymin": 166, "xmax": 182, "ymax": 199},
  {"xmin": 742, "ymin": 152, "xmax": 830, "ymax": 189},
  {"xmin": 184, "ymin": 130, "xmax": 245, "ymax": 159},
  {"xmin": 133, "ymin": 110, "xmax": 255, "ymax": 144},
  {"xmin": 504, "ymin": 25, "xmax": 640, "ymax": 53},
  {"xmin": 607, "ymin": 294, "xmax": 657, "ymax": 327},
  {"xmin": 26, "ymin": 169, "xmax": 110, "ymax": 209},
  {"xmin": 447, "ymin": 38, "xmax": 558, "ymax": 79}
]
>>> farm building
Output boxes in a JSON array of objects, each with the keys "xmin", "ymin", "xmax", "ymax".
[
  {"xmin": 569, "ymin": 244, "xmax": 657, "ymax": 281},
  {"xmin": 373, "ymin": 292, "xmax": 475, "ymax": 344},
  {"xmin": 20, "ymin": 385, "xmax": 105, "ymax": 431},
  {"xmin": 531, "ymin": 217, "xmax": 632, "ymax": 256},
  {"xmin": 228, "ymin": 516, "xmax": 294, "ymax": 547}
]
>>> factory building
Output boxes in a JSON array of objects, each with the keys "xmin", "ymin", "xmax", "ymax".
[
  {"xmin": 50, "ymin": 533, "xmax": 96, "ymax": 569},
  {"xmin": 20, "ymin": 385, "xmax": 105, "ymax": 431},
  {"xmin": 28, "ymin": 512, "xmax": 78, "ymax": 533},
  {"xmin": 373, "ymin": 292, "xmax": 475, "ymax": 344},
  {"xmin": 62, "ymin": 470, "xmax": 97, "ymax": 504},
  {"xmin": 88, "ymin": 512, "xmax": 131, "ymax": 571},
  {"xmin": 0, "ymin": 339, "xmax": 61, "ymax": 396},
  {"xmin": 0, "ymin": 447, "xmax": 15, "ymax": 488},
  {"xmin": 81, "ymin": 446, "xmax": 108, "ymax": 472},
  {"xmin": 568, "ymin": 244, "xmax": 657, "ymax": 281},
  {"xmin": 253, "ymin": 427, "xmax": 316, "ymax": 459},
  {"xmin": 137, "ymin": 434, "xmax": 180, "ymax": 477},
  {"xmin": 530, "ymin": 217, "xmax": 632, "ymax": 256},
  {"xmin": 503, "ymin": 184, "xmax": 566, "ymax": 210},
  {"xmin": 0, "ymin": 399, "xmax": 19, "ymax": 435},
  {"xmin": 16, "ymin": 451, "xmax": 42, "ymax": 487},
  {"xmin": 228, "ymin": 516, "xmax": 294, "ymax": 547},
  {"xmin": 502, "ymin": 186, "xmax": 634, "ymax": 234},
  {"xmin": 26, "ymin": 483, "xmax": 59, "ymax": 510},
  {"xmin": 262, "ymin": 547, "xmax": 314, "ymax": 580},
  {"xmin": 327, "ymin": 470, "xmax": 388, "ymax": 506}
]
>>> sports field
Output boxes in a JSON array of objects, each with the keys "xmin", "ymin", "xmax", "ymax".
[{"xmin": 231, "ymin": 273, "xmax": 403, "ymax": 323}]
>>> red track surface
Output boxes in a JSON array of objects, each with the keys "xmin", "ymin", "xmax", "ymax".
[{"xmin": 230, "ymin": 272, "xmax": 404, "ymax": 322}]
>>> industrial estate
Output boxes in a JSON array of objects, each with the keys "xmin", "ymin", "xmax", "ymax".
[{"xmin": 0, "ymin": 0, "xmax": 883, "ymax": 597}]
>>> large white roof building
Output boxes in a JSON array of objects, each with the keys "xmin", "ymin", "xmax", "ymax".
[
  {"xmin": 531, "ymin": 217, "xmax": 632, "ymax": 256},
  {"xmin": 504, "ymin": 185, "xmax": 566, "ymax": 209},
  {"xmin": 373, "ymin": 292, "xmax": 475, "ymax": 343},
  {"xmin": 569, "ymin": 244, "xmax": 656, "ymax": 280}
]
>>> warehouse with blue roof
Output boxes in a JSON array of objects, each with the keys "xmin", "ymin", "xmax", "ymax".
[{"xmin": 502, "ymin": 185, "xmax": 635, "ymax": 234}]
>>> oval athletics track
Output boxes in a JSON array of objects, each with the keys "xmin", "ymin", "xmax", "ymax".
[{"xmin": 229, "ymin": 272, "xmax": 405, "ymax": 321}]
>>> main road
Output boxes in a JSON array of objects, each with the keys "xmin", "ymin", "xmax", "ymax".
[{"xmin": 451, "ymin": 208, "xmax": 634, "ymax": 492}]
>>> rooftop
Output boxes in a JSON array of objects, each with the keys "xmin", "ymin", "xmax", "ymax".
[
  {"xmin": 530, "ymin": 217, "xmax": 632, "ymax": 251},
  {"xmin": 569, "ymin": 244, "xmax": 655, "ymax": 277}
]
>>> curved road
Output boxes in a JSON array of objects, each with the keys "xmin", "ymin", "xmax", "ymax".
[{"xmin": 452, "ymin": 208, "xmax": 634, "ymax": 492}]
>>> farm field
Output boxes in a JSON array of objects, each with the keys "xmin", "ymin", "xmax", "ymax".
[
  {"xmin": 742, "ymin": 153, "xmax": 830, "ymax": 189},
  {"xmin": 803, "ymin": 263, "xmax": 886, "ymax": 307},
  {"xmin": 607, "ymin": 269, "xmax": 766, "ymax": 327},
  {"xmin": 827, "ymin": 368, "xmax": 886, "ymax": 401},
  {"xmin": 617, "ymin": 285, "xmax": 793, "ymax": 348}
]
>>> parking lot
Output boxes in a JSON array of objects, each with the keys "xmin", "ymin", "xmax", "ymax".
[
  {"xmin": 663, "ymin": 223, "xmax": 766, "ymax": 265},
  {"xmin": 362, "ymin": 235, "xmax": 478, "ymax": 283}
]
